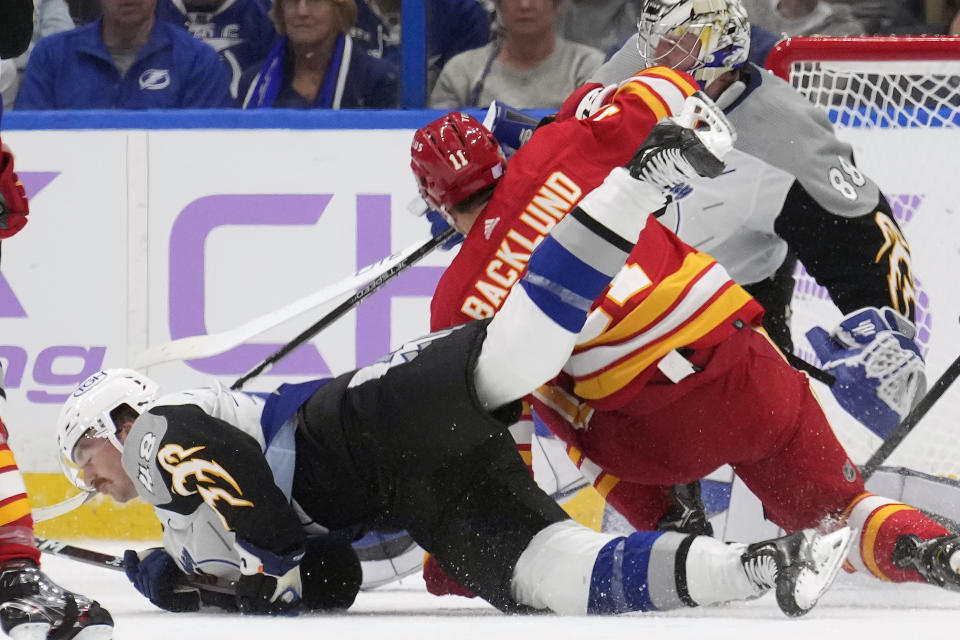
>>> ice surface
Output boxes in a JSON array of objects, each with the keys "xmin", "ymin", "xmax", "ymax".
[{"xmin": 39, "ymin": 541, "xmax": 960, "ymax": 640}]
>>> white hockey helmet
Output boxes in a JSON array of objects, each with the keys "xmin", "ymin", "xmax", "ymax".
[
  {"xmin": 637, "ymin": 0, "xmax": 750, "ymax": 82},
  {"xmin": 55, "ymin": 368, "xmax": 159, "ymax": 491}
]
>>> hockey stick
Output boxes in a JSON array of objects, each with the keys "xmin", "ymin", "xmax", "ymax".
[
  {"xmin": 34, "ymin": 537, "xmax": 236, "ymax": 595},
  {"xmin": 134, "ymin": 228, "xmax": 455, "ymax": 369},
  {"xmin": 860, "ymin": 351, "xmax": 960, "ymax": 481},
  {"xmin": 231, "ymin": 226, "xmax": 455, "ymax": 390},
  {"xmin": 31, "ymin": 491, "xmax": 94, "ymax": 523},
  {"xmin": 785, "ymin": 351, "xmax": 835, "ymax": 387}
]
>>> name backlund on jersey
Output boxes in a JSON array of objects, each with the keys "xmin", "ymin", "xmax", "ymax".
[{"xmin": 438, "ymin": 168, "xmax": 762, "ymax": 409}]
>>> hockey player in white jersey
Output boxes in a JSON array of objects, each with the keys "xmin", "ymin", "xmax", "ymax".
[{"xmin": 54, "ymin": 110, "xmax": 854, "ymax": 618}]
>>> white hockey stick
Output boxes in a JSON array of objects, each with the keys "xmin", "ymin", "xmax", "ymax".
[
  {"xmin": 134, "ymin": 233, "xmax": 447, "ymax": 369},
  {"xmin": 31, "ymin": 490, "xmax": 94, "ymax": 523}
]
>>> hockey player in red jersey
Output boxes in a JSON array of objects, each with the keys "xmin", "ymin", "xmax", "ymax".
[
  {"xmin": 54, "ymin": 112, "xmax": 855, "ymax": 619},
  {"xmin": 411, "ymin": 67, "xmax": 960, "ymax": 595},
  {"xmin": 0, "ymin": 137, "xmax": 114, "ymax": 638}
]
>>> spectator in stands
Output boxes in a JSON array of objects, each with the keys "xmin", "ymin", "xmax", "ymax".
[
  {"xmin": 353, "ymin": 0, "xmax": 491, "ymax": 93},
  {"xmin": 430, "ymin": 0, "xmax": 603, "ymax": 109},
  {"xmin": 947, "ymin": 3, "xmax": 960, "ymax": 36},
  {"xmin": 156, "ymin": 0, "xmax": 277, "ymax": 100},
  {"xmin": 829, "ymin": 0, "xmax": 928, "ymax": 34},
  {"xmin": 66, "ymin": 0, "xmax": 101, "ymax": 25},
  {"xmin": 560, "ymin": 0, "xmax": 641, "ymax": 57},
  {"xmin": 239, "ymin": 0, "xmax": 398, "ymax": 109},
  {"xmin": 741, "ymin": 0, "xmax": 865, "ymax": 36},
  {"xmin": 1, "ymin": 0, "xmax": 74, "ymax": 111},
  {"xmin": 15, "ymin": 0, "xmax": 232, "ymax": 109}
]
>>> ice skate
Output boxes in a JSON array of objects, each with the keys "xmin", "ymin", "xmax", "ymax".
[
  {"xmin": 741, "ymin": 527, "xmax": 856, "ymax": 617},
  {"xmin": 893, "ymin": 534, "xmax": 960, "ymax": 590},
  {"xmin": 0, "ymin": 559, "xmax": 113, "ymax": 640}
]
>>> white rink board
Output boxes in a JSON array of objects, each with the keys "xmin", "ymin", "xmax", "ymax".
[
  {"xmin": 0, "ymin": 128, "xmax": 452, "ymax": 470},
  {"xmin": 1, "ymin": 124, "xmax": 957, "ymax": 477}
]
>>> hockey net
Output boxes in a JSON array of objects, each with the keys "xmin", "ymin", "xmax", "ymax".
[{"xmin": 766, "ymin": 36, "xmax": 960, "ymax": 479}]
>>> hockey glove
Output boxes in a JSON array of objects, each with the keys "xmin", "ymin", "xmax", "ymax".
[
  {"xmin": 235, "ymin": 539, "xmax": 304, "ymax": 615},
  {"xmin": 482, "ymin": 100, "xmax": 540, "ymax": 157},
  {"xmin": 625, "ymin": 92, "xmax": 735, "ymax": 200},
  {"xmin": 0, "ymin": 143, "xmax": 29, "ymax": 240},
  {"xmin": 123, "ymin": 548, "xmax": 200, "ymax": 612},
  {"xmin": 805, "ymin": 306, "xmax": 926, "ymax": 439}
]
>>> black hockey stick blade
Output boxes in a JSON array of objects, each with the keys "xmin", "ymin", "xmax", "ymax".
[
  {"xmin": 784, "ymin": 351, "xmax": 835, "ymax": 386},
  {"xmin": 35, "ymin": 537, "xmax": 236, "ymax": 595},
  {"xmin": 231, "ymin": 227, "xmax": 455, "ymax": 390},
  {"xmin": 861, "ymin": 352, "xmax": 960, "ymax": 481}
]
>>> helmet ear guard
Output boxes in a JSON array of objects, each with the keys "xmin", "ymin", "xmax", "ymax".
[
  {"xmin": 54, "ymin": 368, "xmax": 160, "ymax": 492},
  {"xmin": 637, "ymin": 0, "xmax": 750, "ymax": 82},
  {"xmin": 410, "ymin": 112, "xmax": 506, "ymax": 215}
]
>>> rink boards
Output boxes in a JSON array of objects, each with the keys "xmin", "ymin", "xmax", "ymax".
[{"xmin": 0, "ymin": 110, "xmax": 957, "ymax": 541}]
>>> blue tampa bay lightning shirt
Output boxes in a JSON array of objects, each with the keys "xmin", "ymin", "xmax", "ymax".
[
  {"xmin": 156, "ymin": 0, "xmax": 277, "ymax": 98},
  {"xmin": 15, "ymin": 18, "xmax": 233, "ymax": 109}
]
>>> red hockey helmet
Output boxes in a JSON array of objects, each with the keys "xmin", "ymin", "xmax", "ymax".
[{"xmin": 410, "ymin": 112, "xmax": 506, "ymax": 214}]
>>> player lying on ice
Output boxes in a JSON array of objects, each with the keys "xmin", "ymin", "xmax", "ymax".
[
  {"xmin": 409, "ymin": 37, "xmax": 960, "ymax": 602},
  {"xmin": 54, "ymin": 98, "xmax": 853, "ymax": 618}
]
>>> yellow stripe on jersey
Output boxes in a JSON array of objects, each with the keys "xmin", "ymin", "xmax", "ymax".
[
  {"xmin": 578, "ymin": 251, "xmax": 717, "ymax": 349},
  {"xmin": 573, "ymin": 284, "xmax": 754, "ymax": 399},
  {"xmin": 0, "ymin": 497, "xmax": 31, "ymax": 526},
  {"xmin": 567, "ymin": 446, "xmax": 584, "ymax": 467},
  {"xmin": 862, "ymin": 503, "xmax": 914, "ymax": 580},
  {"xmin": 595, "ymin": 473, "xmax": 620, "ymax": 499},
  {"xmin": 642, "ymin": 67, "xmax": 699, "ymax": 96},
  {"xmin": 614, "ymin": 81, "xmax": 669, "ymax": 121},
  {"xmin": 518, "ymin": 449, "xmax": 533, "ymax": 466},
  {"xmin": 534, "ymin": 384, "xmax": 594, "ymax": 430},
  {"xmin": 0, "ymin": 449, "xmax": 17, "ymax": 470}
]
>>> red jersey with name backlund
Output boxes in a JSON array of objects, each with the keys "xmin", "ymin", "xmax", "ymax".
[{"xmin": 430, "ymin": 66, "xmax": 763, "ymax": 410}]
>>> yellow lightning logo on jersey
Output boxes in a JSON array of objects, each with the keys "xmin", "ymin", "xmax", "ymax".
[{"xmin": 157, "ymin": 444, "xmax": 254, "ymax": 518}]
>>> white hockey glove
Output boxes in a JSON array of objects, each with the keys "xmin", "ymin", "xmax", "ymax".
[
  {"xmin": 574, "ymin": 83, "xmax": 618, "ymax": 119},
  {"xmin": 235, "ymin": 540, "xmax": 304, "ymax": 615},
  {"xmin": 806, "ymin": 306, "xmax": 926, "ymax": 438},
  {"xmin": 625, "ymin": 91, "xmax": 736, "ymax": 198}
]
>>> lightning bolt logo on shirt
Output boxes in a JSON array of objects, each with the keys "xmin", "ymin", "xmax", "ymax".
[{"xmin": 157, "ymin": 444, "xmax": 253, "ymax": 519}]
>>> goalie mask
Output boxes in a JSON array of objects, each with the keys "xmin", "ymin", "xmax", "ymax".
[
  {"xmin": 55, "ymin": 368, "xmax": 159, "ymax": 492},
  {"xmin": 637, "ymin": 0, "xmax": 750, "ymax": 82},
  {"xmin": 410, "ymin": 112, "xmax": 506, "ymax": 215}
]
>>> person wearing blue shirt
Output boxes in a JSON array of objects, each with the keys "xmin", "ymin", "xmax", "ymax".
[
  {"xmin": 239, "ymin": 0, "xmax": 397, "ymax": 109},
  {"xmin": 16, "ymin": 0, "xmax": 232, "ymax": 109},
  {"xmin": 155, "ymin": 0, "xmax": 277, "ymax": 99},
  {"xmin": 352, "ymin": 0, "xmax": 490, "ymax": 90}
]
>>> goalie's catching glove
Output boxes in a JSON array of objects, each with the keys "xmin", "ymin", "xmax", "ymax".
[
  {"xmin": 0, "ymin": 142, "xmax": 29, "ymax": 240},
  {"xmin": 123, "ymin": 548, "xmax": 200, "ymax": 612},
  {"xmin": 235, "ymin": 540, "xmax": 304, "ymax": 615},
  {"xmin": 805, "ymin": 306, "xmax": 926, "ymax": 438},
  {"xmin": 625, "ymin": 91, "xmax": 734, "ymax": 200}
]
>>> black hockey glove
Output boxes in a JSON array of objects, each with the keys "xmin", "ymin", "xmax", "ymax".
[
  {"xmin": 625, "ymin": 92, "xmax": 735, "ymax": 198},
  {"xmin": 235, "ymin": 540, "xmax": 304, "ymax": 615},
  {"xmin": 123, "ymin": 548, "xmax": 200, "ymax": 612}
]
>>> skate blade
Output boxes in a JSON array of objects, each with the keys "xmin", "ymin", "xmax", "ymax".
[{"xmin": 793, "ymin": 526, "xmax": 858, "ymax": 613}]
